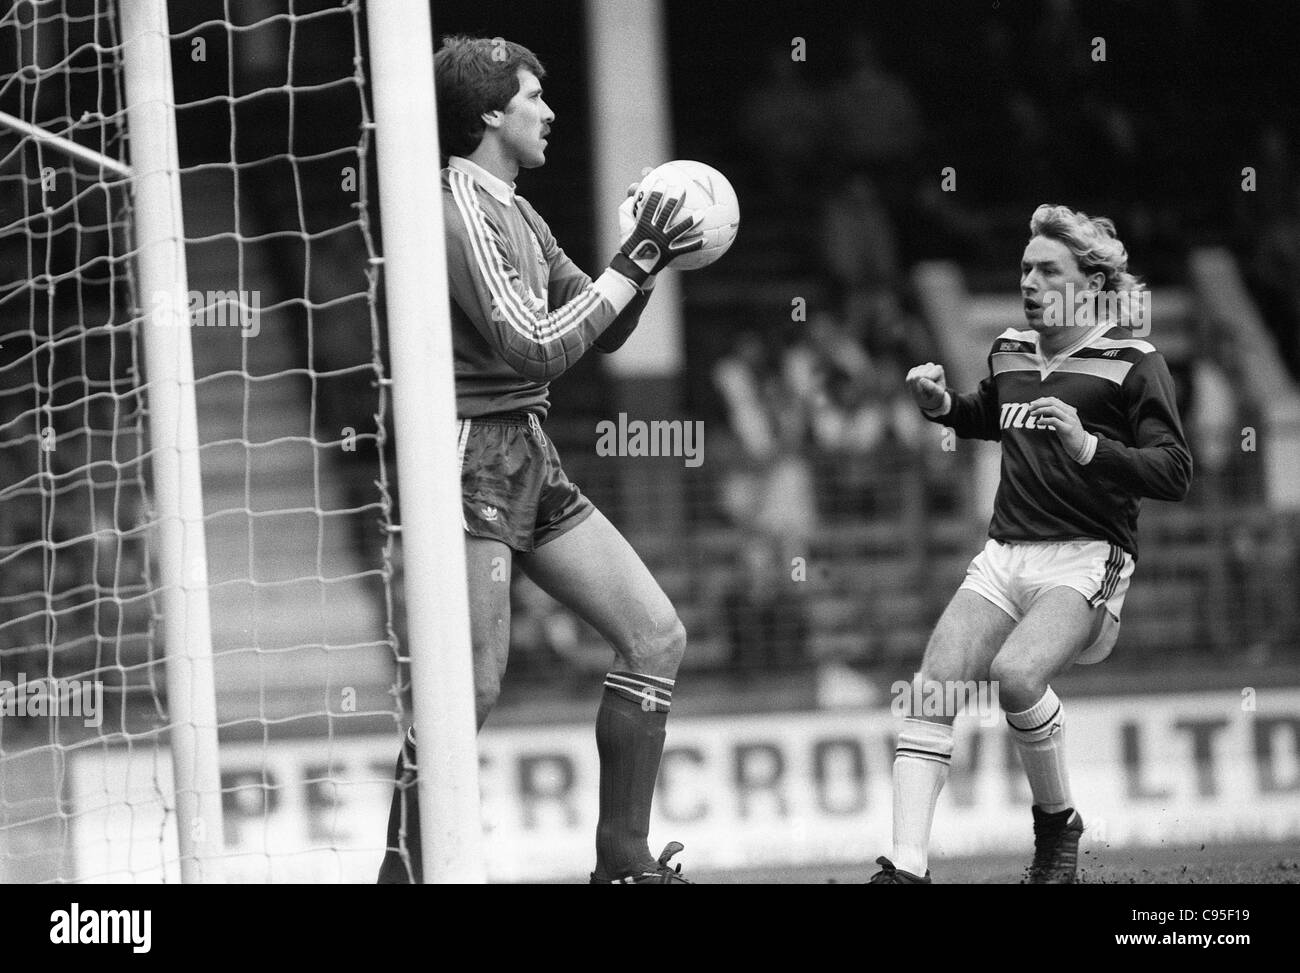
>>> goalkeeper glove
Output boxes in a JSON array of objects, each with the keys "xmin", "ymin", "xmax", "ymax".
[
  {"xmin": 610, "ymin": 184, "xmax": 703, "ymax": 287},
  {"xmin": 616, "ymin": 190, "xmax": 656, "ymax": 291}
]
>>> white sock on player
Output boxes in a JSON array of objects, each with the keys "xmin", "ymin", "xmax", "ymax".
[
  {"xmin": 1006, "ymin": 686, "xmax": 1072, "ymax": 814},
  {"xmin": 891, "ymin": 718, "xmax": 954, "ymax": 877}
]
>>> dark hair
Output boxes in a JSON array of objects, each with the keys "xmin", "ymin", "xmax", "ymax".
[{"xmin": 434, "ymin": 35, "xmax": 546, "ymax": 158}]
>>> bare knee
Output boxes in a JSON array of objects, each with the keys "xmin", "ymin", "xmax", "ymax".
[
  {"xmin": 618, "ymin": 612, "xmax": 686, "ymax": 676},
  {"xmin": 988, "ymin": 652, "xmax": 1047, "ymax": 707}
]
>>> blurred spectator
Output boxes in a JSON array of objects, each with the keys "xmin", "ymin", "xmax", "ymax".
[
  {"xmin": 1187, "ymin": 338, "xmax": 1239, "ymax": 480},
  {"xmin": 737, "ymin": 50, "xmax": 825, "ymax": 200},
  {"xmin": 711, "ymin": 334, "xmax": 819, "ymax": 670},
  {"xmin": 1246, "ymin": 180, "xmax": 1300, "ymax": 380},
  {"xmin": 830, "ymin": 33, "xmax": 923, "ymax": 195},
  {"xmin": 1026, "ymin": 0, "xmax": 1092, "ymax": 102},
  {"xmin": 713, "ymin": 313, "xmax": 929, "ymax": 528},
  {"xmin": 1227, "ymin": 519, "xmax": 1300, "ymax": 662},
  {"xmin": 723, "ymin": 534, "xmax": 808, "ymax": 671},
  {"xmin": 712, "ymin": 331, "xmax": 818, "ymax": 549},
  {"xmin": 822, "ymin": 172, "xmax": 900, "ymax": 321},
  {"xmin": 796, "ymin": 311, "xmax": 924, "ymax": 456}
]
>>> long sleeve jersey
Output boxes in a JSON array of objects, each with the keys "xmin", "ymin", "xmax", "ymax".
[
  {"xmin": 442, "ymin": 156, "xmax": 650, "ymax": 419},
  {"xmin": 927, "ymin": 325, "xmax": 1193, "ymax": 559}
]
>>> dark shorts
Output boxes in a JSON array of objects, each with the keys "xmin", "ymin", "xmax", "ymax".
[{"xmin": 457, "ymin": 412, "xmax": 594, "ymax": 553}]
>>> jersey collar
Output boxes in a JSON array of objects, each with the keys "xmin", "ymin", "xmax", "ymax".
[
  {"xmin": 448, "ymin": 156, "xmax": 516, "ymax": 204},
  {"xmin": 1035, "ymin": 322, "xmax": 1112, "ymax": 378}
]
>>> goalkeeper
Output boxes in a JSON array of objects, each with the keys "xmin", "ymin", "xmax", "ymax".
[{"xmin": 377, "ymin": 34, "xmax": 703, "ymax": 884}]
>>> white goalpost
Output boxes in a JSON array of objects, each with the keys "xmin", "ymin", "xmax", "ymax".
[
  {"xmin": 364, "ymin": 0, "xmax": 485, "ymax": 884},
  {"xmin": 117, "ymin": 0, "xmax": 224, "ymax": 885}
]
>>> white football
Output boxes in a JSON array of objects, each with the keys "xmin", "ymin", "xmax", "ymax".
[{"xmin": 621, "ymin": 160, "xmax": 740, "ymax": 271}]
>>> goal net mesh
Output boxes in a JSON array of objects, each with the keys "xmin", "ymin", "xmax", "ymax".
[{"xmin": 0, "ymin": 0, "xmax": 403, "ymax": 882}]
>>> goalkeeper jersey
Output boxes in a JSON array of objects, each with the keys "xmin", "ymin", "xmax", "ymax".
[
  {"xmin": 441, "ymin": 156, "xmax": 648, "ymax": 419},
  {"xmin": 928, "ymin": 324, "xmax": 1192, "ymax": 559}
]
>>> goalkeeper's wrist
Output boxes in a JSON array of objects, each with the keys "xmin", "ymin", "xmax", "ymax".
[
  {"xmin": 594, "ymin": 267, "xmax": 639, "ymax": 309},
  {"xmin": 610, "ymin": 252, "xmax": 650, "ymax": 287}
]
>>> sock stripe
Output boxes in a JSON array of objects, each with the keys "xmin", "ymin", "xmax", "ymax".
[
  {"xmin": 606, "ymin": 671, "xmax": 674, "ymax": 690},
  {"xmin": 1007, "ymin": 703, "xmax": 1062, "ymax": 734},
  {"xmin": 636, "ymin": 673, "xmax": 676, "ymax": 687},
  {"xmin": 604, "ymin": 672, "xmax": 673, "ymax": 709},
  {"xmin": 606, "ymin": 685, "xmax": 672, "ymax": 709}
]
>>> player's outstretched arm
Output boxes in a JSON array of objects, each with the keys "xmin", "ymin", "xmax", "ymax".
[{"xmin": 908, "ymin": 360, "xmax": 1001, "ymax": 441}]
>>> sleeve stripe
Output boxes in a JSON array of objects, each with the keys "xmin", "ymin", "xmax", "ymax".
[
  {"xmin": 451, "ymin": 169, "xmax": 595, "ymax": 341},
  {"xmin": 448, "ymin": 170, "xmax": 603, "ymax": 343}
]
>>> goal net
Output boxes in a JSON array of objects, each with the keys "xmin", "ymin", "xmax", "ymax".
[{"xmin": 0, "ymin": 0, "xmax": 405, "ymax": 882}]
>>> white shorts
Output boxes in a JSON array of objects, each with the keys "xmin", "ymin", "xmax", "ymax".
[{"xmin": 960, "ymin": 538, "xmax": 1136, "ymax": 664}]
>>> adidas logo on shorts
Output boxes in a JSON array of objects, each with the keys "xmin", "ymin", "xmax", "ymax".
[{"xmin": 481, "ymin": 505, "xmax": 499, "ymax": 521}]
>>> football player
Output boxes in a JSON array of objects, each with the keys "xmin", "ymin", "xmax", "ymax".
[
  {"xmin": 871, "ymin": 204, "xmax": 1192, "ymax": 884},
  {"xmin": 377, "ymin": 35, "xmax": 702, "ymax": 885}
]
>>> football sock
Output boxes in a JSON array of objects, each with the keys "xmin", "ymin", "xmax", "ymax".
[
  {"xmin": 594, "ymin": 671, "xmax": 674, "ymax": 878},
  {"xmin": 1006, "ymin": 687, "xmax": 1072, "ymax": 814},
  {"xmin": 891, "ymin": 718, "xmax": 954, "ymax": 877},
  {"xmin": 376, "ymin": 727, "xmax": 422, "ymax": 884}
]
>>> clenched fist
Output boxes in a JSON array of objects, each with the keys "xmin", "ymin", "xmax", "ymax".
[{"xmin": 906, "ymin": 362, "xmax": 949, "ymax": 412}]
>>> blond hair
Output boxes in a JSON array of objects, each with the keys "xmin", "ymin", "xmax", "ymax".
[{"xmin": 1029, "ymin": 204, "xmax": 1144, "ymax": 295}]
